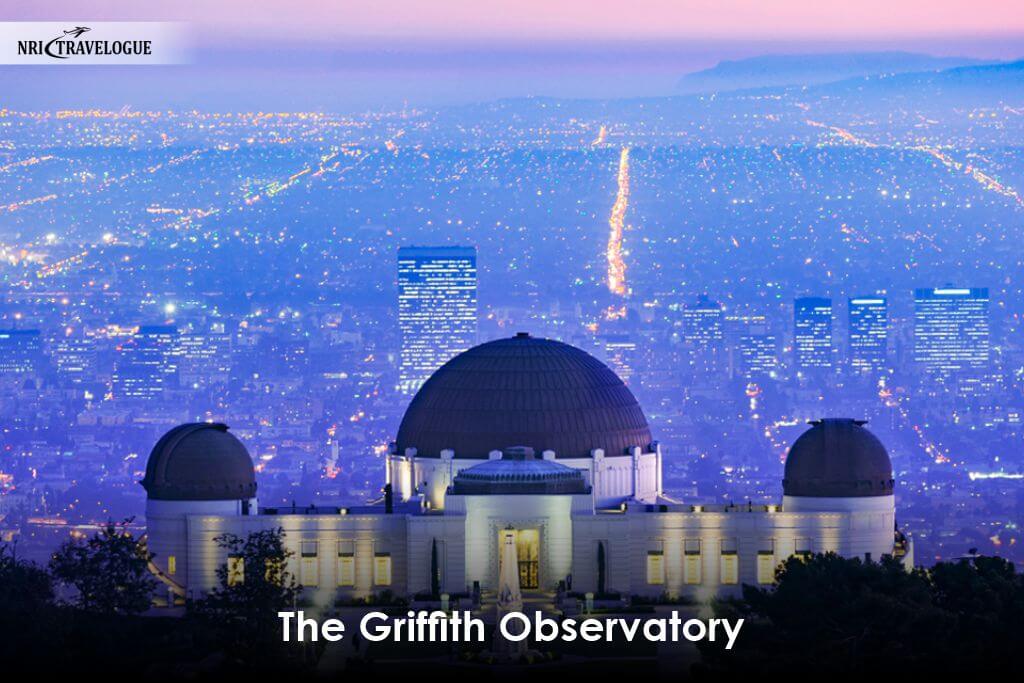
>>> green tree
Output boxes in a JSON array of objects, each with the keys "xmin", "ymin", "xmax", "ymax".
[
  {"xmin": 926, "ymin": 555, "xmax": 1024, "ymax": 664},
  {"xmin": 698, "ymin": 552, "xmax": 1024, "ymax": 676},
  {"xmin": 0, "ymin": 543, "xmax": 54, "ymax": 615},
  {"xmin": 431, "ymin": 538, "xmax": 441, "ymax": 598},
  {"xmin": 49, "ymin": 518, "xmax": 157, "ymax": 616},
  {"xmin": 193, "ymin": 527, "xmax": 302, "ymax": 651}
]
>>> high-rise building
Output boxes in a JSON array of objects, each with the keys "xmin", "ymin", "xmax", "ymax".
[
  {"xmin": 794, "ymin": 297, "xmax": 832, "ymax": 372},
  {"xmin": 398, "ymin": 246, "xmax": 477, "ymax": 394},
  {"xmin": 179, "ymin": 331, "xmax": 232, "ymax": 388},
  {"xmin": 848, "ymin": 296, "xmax": 888, "ymax": 372},
  {"xmin": 681, "ymin": 295, "xmax": 724, "ymax": 347},
  {"xmin": 54, "ymin": 334, "xmax": 97, "ymax": 384},
  {"xmin": 113, "ymin": 325, "xmax": 180, "ymax": 399},
  {"xmin": 913, "ymin": 287, "xmax": 989, "ymax": 374},
  {"xmin": 723, "ymin": 310, "xmax": 776, "ymax": 380},
  {"xmin": 600, "ymin": 334, "xmax": 637, "ymax": 384},
  {"xmin": 0, "ymin": 329, "xmax": 42, "ymax": 376},
  {"xmin": 680, "ymin": 295, "xmax": 725, "ymax": 377},
  {"xmin": 739, "ymin": 333, "xmax": 778, "ymax": 379}
]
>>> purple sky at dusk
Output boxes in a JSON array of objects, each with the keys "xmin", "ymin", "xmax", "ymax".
[
  {"xmin": 7, "ymin": 1, "xmax": 1024, "ymax": 47},
  {"xmin": 3, "ymin": 1, "xmax": 1022, "ymax": 110}
]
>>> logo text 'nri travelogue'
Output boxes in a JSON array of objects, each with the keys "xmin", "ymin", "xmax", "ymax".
[{"xmin": 1, "ymin": 22, "xmax": 189, "ymax": 65}]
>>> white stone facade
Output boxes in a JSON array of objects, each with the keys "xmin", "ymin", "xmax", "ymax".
[
  {"xmin": 386, "ymin": 445, "xmax": 662, "ymax": 511},
  {"xmin": 147, "ymin": 460, "xmax": 904, "ymax": 605}
]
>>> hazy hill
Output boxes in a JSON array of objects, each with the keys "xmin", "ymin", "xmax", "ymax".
[{"xmin": 677, "ymin": 51, "xmax": 989, "ymax": 93}]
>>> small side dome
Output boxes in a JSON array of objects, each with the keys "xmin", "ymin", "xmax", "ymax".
[
  {"xmin": 783, "ymin": 419, "xmax": 894, "ymax": 498},
  {"xmin": 142, "ymin": 423, "xmax": 257, "ymax": 501}
]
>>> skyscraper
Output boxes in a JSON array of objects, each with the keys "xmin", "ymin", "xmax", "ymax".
[
  {"xmin": 398, "ymin": 246, "xmax": 477, "ymax": 394},
  {"xmin": 681, "ymin": 295, "xmax": 724, "ymax": 348},
  {"xmin": 54, "ymin": 333, "xmax": 97, "ymax": 385},
  {"xmin": 848, "ymin": 296, "xmax": 888, "ymax": 372},
  {"xmin": 913, "ymin": 287, "xmax": 989, "ymax": 374},
  {"xmin": 794, "ymin": 297, "xmax": 832, "ymax": 372},
  {"xmin": 739, "ymin": 332, "xmax": 778, "ymax": 379},
  {"xmin": 600, "ymin": 333, "xmax": 637, "ymax": 384},
  {"xmin": 179, "ymin": 330, "xmax": 232, "ymax": 389},
  {"xmin": 680, "ymin": 294, "xmax": 725, "ymax": 376},
  {"xmin": 0, "ymin": 329, "xmax": 42, "ymax": 377},
  {"xmin": 112, "ymin": 325, "xmax": 180, "ymax": 399},
  {"xmin": 724, "ymin": 310, "xmax": 776, "ymax": 380}
]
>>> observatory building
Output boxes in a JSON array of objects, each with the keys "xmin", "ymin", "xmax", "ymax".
[{"xmin": 144, "ymin": 333, "xmax": 910, "ymax": 604}]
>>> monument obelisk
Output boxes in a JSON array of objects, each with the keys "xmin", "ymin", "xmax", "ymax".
[{"xmin": 494, "ymin": 526, "xmax": 527, "ymax": 658}]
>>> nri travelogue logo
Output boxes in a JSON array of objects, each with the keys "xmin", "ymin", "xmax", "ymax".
[
  {"xmin": 17, "ymin": 25, "xmax": 153, "ymax": 59},
  {"xmin": 1, "ymin": 22, "xmax": 188, "ymax": 64}
]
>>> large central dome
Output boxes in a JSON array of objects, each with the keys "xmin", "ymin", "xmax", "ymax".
[{"xmin": 395, "ymin": 333, "xmax": 652, "ymax": 459}]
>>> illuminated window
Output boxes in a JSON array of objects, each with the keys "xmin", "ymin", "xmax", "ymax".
[
  {"xmin": 684, "ymin": 539, "xmax": 702, "ymax": 585},
  {"xmin": 265, "ymin": 558, "xmax": 285, "ymax": 584},
  {"xmin": 757, "ymin": 554, "xmax": 776, "ymax": 584},
  {"xmin": 757, "ymin": 540, "xmax": 777, "ymax": 585},
  {"xmin": 374, "ymin": 553, "xmax": 392, "ymax": 586},
  {"xmin": 300, "ymin": 541, "xmax": 319, "ymax": 587},
  {"xmin": 720, "ymin": 538, "xmax": 738, "ymax": 585},
  {"xmin": 337, "ymin": 540, "xmax": 355, "ymax": 587},
  {"xmin": 684, "ymin": 555, "xmax": 702, "ymax": 585},
  {"xmin": 167, "ymin": 555, "xmax": 176, "ymax": 576},
  {"xmin": 227, "ymin": 555, "xmax": 244, "ymax": 586},
  {"xmin": 646, "ymin": 551, "xmax": 665, "ymax": 585},
  {"xmin": 720, "ymin": 555, "xmax": 738, "ymax": 585}
]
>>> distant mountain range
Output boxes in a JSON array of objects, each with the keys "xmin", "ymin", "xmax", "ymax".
[{"xmin": 677, "ymin": 51, "xmax": 993, "ymax": 93}]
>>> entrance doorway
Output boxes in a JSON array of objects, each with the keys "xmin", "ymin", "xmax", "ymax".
[{"xmin": 499, "ymin": 528, "xmax": 540, "ymax": 589}]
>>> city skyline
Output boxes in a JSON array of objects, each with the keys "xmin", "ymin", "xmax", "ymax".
[
  {"xmin": 1, "ymin": 2, "xmax": 1022, "ymax": 605},
  {"xmin": 1, "ymin": 3, "xmax": 1023, "ymax": 677}
]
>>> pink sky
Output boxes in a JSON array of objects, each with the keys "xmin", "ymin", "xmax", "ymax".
[{"xmin": 7, "ymin": 0, "xmax": 1024, "ymax": 43}]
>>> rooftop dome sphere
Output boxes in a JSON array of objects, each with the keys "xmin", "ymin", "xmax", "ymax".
[
  {"xmin": 142, "ymin": 423, "xmax": 257, "ymax": 501},
  {"xmin": 395, "ymin": 334, "xmax": 653, "ymax": 459},
  {"xmin": 783, "ymin": 419, "xmax": 894, "ymax": 498}
]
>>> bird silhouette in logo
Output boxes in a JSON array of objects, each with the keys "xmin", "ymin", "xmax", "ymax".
[{"xmin": 62, "ymin": 27, "xmax": 91, "ymax": 39}]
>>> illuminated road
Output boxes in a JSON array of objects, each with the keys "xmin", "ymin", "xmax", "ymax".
[
  {"xmin": 807, "ymin": 118, "xmax": 1024, "ymax": 208},
  {"xmin": 606, "ymin": 146, "xmax": 630, "ymax": 296},
  {"xmin": 911, "ymin": 144, "xmax": 1024, "ymax": 208}
]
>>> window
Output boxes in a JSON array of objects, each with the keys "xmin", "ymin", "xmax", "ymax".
[
  {"xmin": 227, "ymin": 555, "xmax": 244, "ymax": 586},
  {"xmin": 794, "ymin": 538, "xmax": 812, "ymax": 560},
  {"xmin": 757, "ymin": 555, "xmax": 776, "ymax": 584},
  {"xmin": 265, "ymin": 558, "xmax": 284, "ymax": 584},
  {"xmin": 720, "ymin": 537, "xmax": 739, "ymax": 585},
  {"xmin": 167, "ymin": 555, "xmax": 176, "ymax": 576},
  {"xmin": 646, "ymin": 551, "xmax": 665, "ymax": 585},
  {"xmin": 720, "ymin": 555, "xmax": 738, "ymax": 585},
  {"xmin": 374, "ymin": 553, "xmax": 392, "ymax": 586},
  {"xmin": 300, "ymin": 541, "xmax": 319, "ymax": 587},
  {"xmin": 337, "ymin": 540, "xmax": 355, "ymax": 587},
  {"xmin": 684, "ymin": 539, "xmax": 701, "ymax": 585},
  {"xmin": 757, "ymin": 542, "xmax": 776, "ymax": 585},
  {"xmin": 684, "ymin": 555, "xmax": 702, "ymax": 585}
]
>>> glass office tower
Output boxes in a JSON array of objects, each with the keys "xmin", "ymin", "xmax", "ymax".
[
  {"xmin": 398, "ymin": 246, "xmax": 478, "ymax": 394},
  {"xmin": 849, "ymin": 296, "xmax": 888, "ymax": 372},
  {"xmin": 913, "ymin": 287, "xmax": 989, "ymax": 374},
  {"xmin": 794, "ymin": 297, "xmax": 833, "ymax": 372}
]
